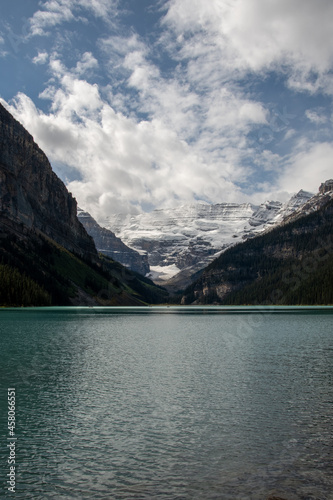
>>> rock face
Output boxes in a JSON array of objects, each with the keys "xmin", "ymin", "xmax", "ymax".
[
  {"xmin": 0, "ymin": 102, "xmax": 97, "ymax": 260},
  {"xmin": 282, "ymin": 181, "xmax": 333, "ymax": 225},
  {"xmin": 78, "ymin": 208, "xmax": 149, "ymax": 275},
  {"xmin": 101, "ymin": 190, "xmax": 313, "ymax": 288},
  {"xmin": 319, "ymin": 179, "xmax": 333, "ymax": 194}
]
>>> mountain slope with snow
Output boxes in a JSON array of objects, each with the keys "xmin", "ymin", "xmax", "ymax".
[
  {"xmin": 100, "ymin": 189, "xmax": 313, "ymax": 288},
  {"xmin": 180, "ymin": 185, "xmax": 333, "ymax": 305}
]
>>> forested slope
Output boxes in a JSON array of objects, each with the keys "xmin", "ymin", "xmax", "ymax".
[{"xmin": 180, "ymin": 197, "xmax": 333, "ymax": 305}]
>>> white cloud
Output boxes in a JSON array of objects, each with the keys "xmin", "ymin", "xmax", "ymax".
[
  {"xmin": 74, "ymin": 52, "xmax": 98, "ymax": 76},
  {"xmin": 33, "ymin": 51, "xmax": 49, "ymax": 64},
  {"xmin": 77, "ymin": 0, "xmax": 118, "ymax": 18},
  {"xmin": 97, "ymin": 30, "xmax": 275, "ymax": 207},
  {"xmin": 200, "ymin": 88, "xmax": 267, "ymax": 138},
  {"xmin": 2, "ymin": 0, "xmax": 332, "ymax": 219},
  {"xmin": 163, "ymin": 0, "xmax": 333, "ymax": 92},
  {"xmin": 29, "ymin": 0, "xmax": 75, "ymax": 36},
  {"xmin": 101, "ymin": 34, "xmax": 143, "ymax": 59},
  {"xmin": 278, "ymin": 141, "xmax": 333, "ymax": 193},
  {"xmin": 29, "ymin": 0, "xmax": 118, "ymax": 36},
  {"xmin": 0, "ymin": 35, "xmax": 7, "ymax": 57},
  {"xmin": 3, "ymin": 69, "xmax": 245, "ymax": 221},
  {"xmin": 305, "ymin": 109, "xmax": 328, "ymax": 125},
  {"xmin": 102, "ymin": 31, "xmax": 267, "ymax": 153},
  {"xmin": 253, "ymin": 149, "xmax": 282, "ymax": 173}
]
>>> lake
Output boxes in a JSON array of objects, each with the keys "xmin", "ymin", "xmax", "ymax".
[{"xmin": 0, "ymin": 307, "xmax": 332, "ymax": 499}]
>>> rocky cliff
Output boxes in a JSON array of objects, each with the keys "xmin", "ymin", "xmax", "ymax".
[
  {"xmin": 320, "ymin": 179, "xmax": 333, "ymax": 194},
  {"xmin": 0, "ymin": 102, "xmax": 97, "ymax": 260},
  {"xmin": 78, "ymin": 208, "xmax": 150, "ymax": 275}
]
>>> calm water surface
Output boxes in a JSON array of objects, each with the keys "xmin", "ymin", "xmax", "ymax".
[{"xmin": 0, "ymin": 307, "xmax": 332, "ymax": 499}]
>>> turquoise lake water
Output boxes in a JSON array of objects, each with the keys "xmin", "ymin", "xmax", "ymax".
[{"xmin": 0, "ymin": 307, "xmax": 332, "ymax": 499}]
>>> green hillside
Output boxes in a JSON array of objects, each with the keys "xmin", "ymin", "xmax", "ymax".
[{"xmin": 0, "ymin": 230, "xmax": 168, "ymax": 307}]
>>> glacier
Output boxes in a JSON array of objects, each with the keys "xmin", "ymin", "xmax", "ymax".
[{"xmin": 99, "ymin": 190, "xmax": 313, "ymax": 289}]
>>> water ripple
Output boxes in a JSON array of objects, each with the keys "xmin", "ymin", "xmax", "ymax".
[{"xmin": 0, "ymin": 311, "xmax": 332, "ymax": 498}]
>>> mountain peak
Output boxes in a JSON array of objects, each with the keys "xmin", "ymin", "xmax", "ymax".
[{"xmin": 294, "ymin": 189, "xmax": 314, "ymax": 198}]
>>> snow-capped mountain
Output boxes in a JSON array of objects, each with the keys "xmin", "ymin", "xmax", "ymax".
[
  {"xmin": 180, "ymin": 184, "xmax": 333, "ymax": 306},
  {"xmin": 100, "ymin": 189, "xmax": 313, "ymax": 287},
  {"xmin": 282, "ymin": 180, "xmax": 333, "ymax": 223}
]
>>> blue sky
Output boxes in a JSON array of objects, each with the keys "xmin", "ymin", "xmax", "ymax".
[{"xmin": 1, "ymin": 0, "xmax": 333, "ymax": 219}]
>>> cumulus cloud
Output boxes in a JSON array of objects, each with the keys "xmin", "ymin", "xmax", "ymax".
[
  {"xmin": 162, "ymin": 0, "xmax": 333, "ymax": 92},
  {"xmin": 278, "ymin": 141, "xmax": 333, "ymax": 193},
  {"xmin": 33, "ymin": 51, "xmax": 49, "ymax": 64},
  {"xmin": 77, "ymin": 0, "xmax": 118, "ymax": 18},
  {"xmin": 305, "ymin": 109, "xmax": 329, "ymax": 125},
  {"xmin": 2, "ymin": 0, "xmax": 333, "ymax": 219},
  {"xmin": 101, "ymin": 31, "xmax": 268, "ymax": 153},
  {"xmin": 2, "ymin": 63, "xmax": 244, "ymax": 220},
  {"xmin": 74, "ymin": 51, "xmax": 98, "ymax": 76},
  {"xmin": 29, "ymin": 0, "xmax": 118, "ymax": 36},
  {"xmin": 29, "ymin": 0, "xmax": 75, "ymax": 36}
]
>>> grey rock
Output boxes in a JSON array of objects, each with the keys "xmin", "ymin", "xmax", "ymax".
[
  {"xmin": 78, "ymin": 208, "xmax": 149, "ymax": 275},
  {"xmin": 319, "ymin": 179, "xmax": 333, "ymax": 194}
]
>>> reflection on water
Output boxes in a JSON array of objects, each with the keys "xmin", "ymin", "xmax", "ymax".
[{"xmin": 0, "ymin": 309, "xmax": 332, "ymax": 499}]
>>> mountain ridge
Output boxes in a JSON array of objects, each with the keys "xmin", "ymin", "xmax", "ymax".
[
  {"xmin": 179, "ymin": 185, "xmax": 333, "ymax": 305},
  {"xmin": 100, "ymin": 189, "xmax": 313, "ymax": 290},
  {"xmin": 77, "ymin": 208, "xmax": 150, "ymax": 275}
]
